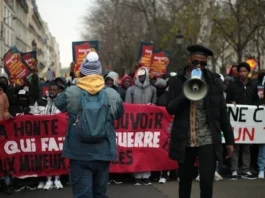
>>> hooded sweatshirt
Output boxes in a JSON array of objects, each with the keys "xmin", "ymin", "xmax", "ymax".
[
  {"xmin": 105, "ymin": 71, "xmax": 126, "ymax": 101},
  {"xmin": 120, "ymin": 75, "xmax": 133, "ymax": 91},
  {"xmin": 125, "ymin": 67, "xmax": 156, "ymax": 104},
  {"xmin": 78, "ymin": 74, "xmax": 105, "ymax": 95}
]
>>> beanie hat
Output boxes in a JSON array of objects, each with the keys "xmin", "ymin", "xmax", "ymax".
[
  {"xmin": 80, "ymin": 52, "xmax": 102, "ymax": 76},
  {"xmin": 224, "ymin": 76, "xmax": 235, "ymax": 82},
  {"xmin": 155, "ymin": 78, "xmax": 167, "ymax": 88}
]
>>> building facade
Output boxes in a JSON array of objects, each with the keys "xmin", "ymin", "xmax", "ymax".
[
  {"xmin": 0, "ymin": 0, "xmax": 61, "ymax": 76},
  {"xmin": 14, "ymin": 0, "xmax": 29, "ymax": 52}
]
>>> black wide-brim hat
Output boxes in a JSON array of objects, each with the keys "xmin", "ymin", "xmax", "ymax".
[{"xmin": 187, "ymin": 44, "xmax": 214, "ymax": 57}]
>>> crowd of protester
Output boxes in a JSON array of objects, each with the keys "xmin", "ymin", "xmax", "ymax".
[{"xmin": 0, "ymin": 61, "xmax": 264, "ymax": 195}]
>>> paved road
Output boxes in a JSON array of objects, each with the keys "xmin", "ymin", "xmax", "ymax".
[{"xmin": 2, "ymin": 179, "xmax": 265, "ymax": 198}]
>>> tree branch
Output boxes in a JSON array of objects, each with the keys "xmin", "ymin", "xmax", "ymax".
[{"xmin": 213, "ymin": 18, "xmax": 237, "ymax": 48}]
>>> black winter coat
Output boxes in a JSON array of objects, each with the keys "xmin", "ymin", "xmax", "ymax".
[
  {"xmin": 30, "ymin": 73, "xmax": 40, "ymax": 104},
  {"xmin": 156, "ymin": 92, "xmax": 168, "ymax": 107},
  {"xmin": 111, "ymin": 85, "xmax": 126, "ymax": 102},
  {"xmin": 226, "ymin": 78, "xmax": 259, "ymax": 105},
  {"xmin": 166, "ymin": 67, "xmax": 234, "ymax": 163}
]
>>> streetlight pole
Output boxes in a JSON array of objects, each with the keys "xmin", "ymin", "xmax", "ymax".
[
  {"xmin": 168, "ymin": 30, "xmax": 184, "ymax": 73},
  {"xmin": 175, "ymin": 30, "xmax": 185, "ymax": 71},
  {"xmin": 175, "ymin": 30, "xmax": 184, "ymax": 46}
]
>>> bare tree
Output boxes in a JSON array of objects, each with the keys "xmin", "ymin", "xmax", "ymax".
[
  {"xmin": 82, "ymin": 0, "xmax": 147, "ymax": 74},
  {"xmin": 213, "ymin": 0, "xmax": 265, "ymax": 63},
  {"xmin": 81, "ymin": 0, "xmax": 265, "ymax": 75}
]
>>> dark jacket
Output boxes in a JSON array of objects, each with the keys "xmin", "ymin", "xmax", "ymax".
[
  {"xmin": 30, "ymin": 73, "xmax": 40, "ymax": 104},
  {"xmin": 156, "ymin": 91, "xmax": 168, "ymax": 107},
  {"xmin": 105, "ymin": 71, "xmax": 126, "ymax": 101},
  {"xmin": 226, "ymin": 78, "xmax": 259, "ymax": 105},
  {"xmin": 166, "ymin": 67, "xmax": 234, "ymax": 163},
  {"xmin": 112, "ymin": 86, "xmax": 126, "ymax": 102}
]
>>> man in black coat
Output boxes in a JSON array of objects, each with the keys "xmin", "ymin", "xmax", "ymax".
[
  {"xmin": 166, "ymin": 45, "xmax": 234, "ymax": 198},
  {"xmin": 226, "ymin": 62, "xmax": 259, "ymax": 180}
]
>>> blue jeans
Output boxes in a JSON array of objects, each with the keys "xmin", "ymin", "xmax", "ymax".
[
  {"xmin": 216, "ymin": 161, "xmax": 219, "ymax": 172},
  {"xmin": 70, "ymin": 160, "xmax": 110, "ymax": 198},
  {"xmin": 258, "ymin": 145, "xmax": 265, "ymax": 171}
]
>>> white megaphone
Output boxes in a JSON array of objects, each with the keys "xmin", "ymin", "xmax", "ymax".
[{"xmin": 183, "ymin": 68, "xmax": 208, "ymax": 101}]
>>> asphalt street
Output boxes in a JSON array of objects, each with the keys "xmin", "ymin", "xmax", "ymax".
[{"xmin": 2, "ymin": 179, "xmax": 265, "ymax": 198}]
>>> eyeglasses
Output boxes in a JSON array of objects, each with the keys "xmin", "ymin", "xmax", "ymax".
[{"xmin": 191, "ymin": 60, "xmax": 207, "ymax": 67}]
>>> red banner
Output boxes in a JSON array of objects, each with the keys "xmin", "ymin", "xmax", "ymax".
[
  {"xmin": 0, "ymin": 104, "xmax": 177, "ymax": 178},
  {"xmin": 150, "ymin": 52, "xmax": 167, "ymax": 77},
  {"xmin": 0, "ymin": 113, "xmax": 69, "ymax": 178},
  {"xmin": 111, "ymin": 104, "xmax": 176, "ymax": 173}
]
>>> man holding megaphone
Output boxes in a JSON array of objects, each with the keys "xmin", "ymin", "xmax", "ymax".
[{"xmin": 166, "ymin": 44, "xmax": 235, "ymax": 198}]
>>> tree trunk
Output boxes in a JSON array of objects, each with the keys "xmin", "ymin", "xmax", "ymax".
[
  {"xmin": 211, "ymin": 56, "xmax": 217, "ymax": 72},
  {"xmin": 197, "ymin": 0, "xmax": 215, "ymax": 46},
  {"xmin": 237, "ymin": 48, "xmax": 243, "ymax": 64}
]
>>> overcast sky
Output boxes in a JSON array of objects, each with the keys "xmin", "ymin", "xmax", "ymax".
[{"xmin": 36, "ymin": 0, "xmax": 92, "ymax": 68}]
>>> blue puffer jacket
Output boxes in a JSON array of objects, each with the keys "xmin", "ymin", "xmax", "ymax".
[{"xmin": 55, "ymin": 75, "xmax": 124, "ymax": 161}]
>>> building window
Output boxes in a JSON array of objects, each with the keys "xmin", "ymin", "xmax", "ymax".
[
  {"xmin": 9, "ymin": 32, "xmax": 12, "ymax": 46},
  {"xmin": 7, "ymin": 10, "xmax": 9, "ymax": 25},
  {"xmin": 4, "ymin": 6, "xmax": 8, "ymax": 19},
  {"xmin": 7, "ymin": 30, "xmax": 9, "ymax": 46},
  {"xmin": 5, "ymin": 29, "xmax": 8, "ymax": 45}
]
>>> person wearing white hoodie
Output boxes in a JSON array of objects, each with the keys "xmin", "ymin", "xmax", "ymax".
[
  {"xmin": 105, "ymin": 71, "xmax": 126, "ymax": 101},
  {"xmin": 125, "ymin": 67, "xmax": 156, "ymax": 186}
]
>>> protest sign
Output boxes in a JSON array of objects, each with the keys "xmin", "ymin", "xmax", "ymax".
[
  {"xmin": 3, "ymin": 46, "xmax": 32, "ymax": 86},
  {"xmin": 138, "ymin": 41, "xmax": 153, "ymax": 69},
  {"xmin": 40, "ymin": 83, "xmax": 50, "ymax": 97},
  {"xmin": 246, "ymin": 58, "xmax": 258, "ymax": 71},
  {"xmin": 72, "ymin": 41, "xmax": 99, "ymax": 78},
  {"xmin": 222, "ymin": 104, "xmax": 265, "ymax": 143},
  {"xmin": 150, "ymin": 52, "xmax": 168, "ymax": 77},
  {"xmin": 21, "ymin": 51, "xmax": 37, "ymax": 71}
]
